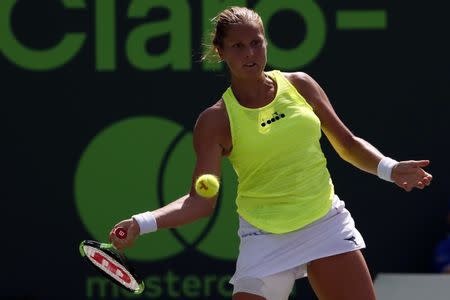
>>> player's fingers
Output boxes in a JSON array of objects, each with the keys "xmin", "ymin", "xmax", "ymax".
[
  {"xmin": 402, "ymin": 182, "xmax": 412, "ymax": 192},
  {"xmin": 421, "ymin": 176, "xmax": 432, "ymax": 186},
  {"xmin": 112, "ymin": 239, "xmax": 126, "ymax": 251},
  {"xmin": 415, "ymin": 167, "xmax": 432, "ymax": 179},
  {"xmin": 402, "ymin": 182, "xmax": 407, "ymax": 191},
  {"xmin": 114, "ymin": 243, "xmax": 124, "ymax": 252},
  {"xmin": 413, "ymin": 160, "xmax": 430, "ymax": 168},
  {"xmin": 418, "ymin": 173, "xmax": 432, "ymax": 186},
  {"xmin": 117, "ymin": 240, "xmax": 127, "ymax": 250},
  {"xmin": 109, "ymin": 228, "xmax": 117, "ymax": 242}
]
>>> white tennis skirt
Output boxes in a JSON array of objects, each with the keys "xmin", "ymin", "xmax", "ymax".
[{"xmin": 230, "ymin": 195, "xmax": 365, "ymax": 284}]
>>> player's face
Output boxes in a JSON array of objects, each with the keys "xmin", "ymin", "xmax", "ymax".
[{"xmin": 218, "ymin": 22, "xmax": 267, "ymax": 80}]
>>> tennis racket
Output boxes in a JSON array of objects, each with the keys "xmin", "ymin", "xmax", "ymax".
[{"xmin": 79, "ymin": 227, "xmax": 145, "ymax": 294}]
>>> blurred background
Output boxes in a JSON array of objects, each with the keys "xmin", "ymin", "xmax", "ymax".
[{"xmin": 2, "ymin": 0, "xmax": 449, "ymax": 299}]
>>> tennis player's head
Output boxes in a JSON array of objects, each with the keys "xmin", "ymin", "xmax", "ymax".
[{"xmin": 203, "ymin": 7, "xmax": 267, "ymax": 80}]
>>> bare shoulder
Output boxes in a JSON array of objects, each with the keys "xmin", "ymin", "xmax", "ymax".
[
  {"xmin": 282, "ymin": 71, "xmax": 325, "ymax": 109},
  {"xmin": 195, "ymin": 99, "xmax": 228, "ymax": 132},
  {"xmin": 283, "ymin": 71, "xmax": 317, "ymax": 93},
  {"xmin": 193, "ymin": 99, "xmax": 231, "ymax": 153}
]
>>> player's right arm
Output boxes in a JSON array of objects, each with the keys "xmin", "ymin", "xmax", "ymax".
[
  {"xmin": 150, "ymin": 104, "xmax": 226, "ymax": 228},
  {"xmin": 110, "ymin": 102, "xmax": 228, "ymax": 250}
]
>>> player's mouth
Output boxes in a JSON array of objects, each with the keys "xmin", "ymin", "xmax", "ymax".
[{"xmin": 243, "ymin": 62, "xmax": 257, "ymax": 68}]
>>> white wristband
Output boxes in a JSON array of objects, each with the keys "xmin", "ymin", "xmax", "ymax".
[
  {"xmin": 377, "ymin": 157, "xmax": 398, "ymax": 182},
  {"xmin": 132, "ymin": 211, "xmax": 157, "ymax": 235}
]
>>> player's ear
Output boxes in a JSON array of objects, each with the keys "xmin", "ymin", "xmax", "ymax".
[{"xmin": 217, "ymin": 47, "xmax": 225, "ymax": 61}]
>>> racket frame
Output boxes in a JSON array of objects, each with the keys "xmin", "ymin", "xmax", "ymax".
[{"xmin": 79, "ymin": 240, "xmax": 145, "ymax": 294}]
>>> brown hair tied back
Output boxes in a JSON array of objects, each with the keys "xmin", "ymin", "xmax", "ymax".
[{"xmin": 202, "ymin": 7, "xmax": 264, "ymax": 63}]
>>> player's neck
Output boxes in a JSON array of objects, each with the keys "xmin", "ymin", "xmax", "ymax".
[{"xmin": 230, "ymin": 73, "xmax": 275, "ymax": 108}]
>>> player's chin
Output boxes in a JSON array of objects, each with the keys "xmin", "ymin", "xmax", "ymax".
[{"xmin": 240, "ymin": 64, "xmax": 264, "ymax": 77}]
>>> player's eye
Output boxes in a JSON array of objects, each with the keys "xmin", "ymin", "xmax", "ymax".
[{"xmin": 251, "ymin": 39, "xmax": 263, "ymax": 47}]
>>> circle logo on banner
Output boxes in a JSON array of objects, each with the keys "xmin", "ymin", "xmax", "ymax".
[{"xmin": 74, "ymin": 116, "xmax": 238, "ymax": 261}]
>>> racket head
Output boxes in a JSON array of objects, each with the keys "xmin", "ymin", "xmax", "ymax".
[{"xmin": 79, "ymin": 240, "xmax": 144, "ymax": 294}]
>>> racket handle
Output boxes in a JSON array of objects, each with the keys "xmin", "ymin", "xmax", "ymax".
[{"xmin": 114, "ymin": 227, "xmax": 128, "ymax": 239}]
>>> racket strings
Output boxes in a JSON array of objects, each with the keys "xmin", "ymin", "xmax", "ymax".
[{"xmin": 83, "ymin": 244, "xmax": 140, "ymax": 291}]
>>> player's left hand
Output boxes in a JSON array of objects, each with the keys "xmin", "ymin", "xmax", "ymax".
[{"xmin": 391, "ymin": 160, "xmax": 432, "ymax": 192}]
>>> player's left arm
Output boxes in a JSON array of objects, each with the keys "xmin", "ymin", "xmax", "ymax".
[{"xmin": 286, "ymin": 72, "xmax": 432, "ymax": 191}]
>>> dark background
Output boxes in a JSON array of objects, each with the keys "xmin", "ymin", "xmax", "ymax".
[{"xmin": 2, "ymin": 0, "xmax": 449, "ymax": 299}]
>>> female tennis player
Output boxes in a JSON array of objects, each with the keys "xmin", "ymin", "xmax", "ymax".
[{"xmin": 110, "ymin": 7, "xmax": 432, "ymax": 300}]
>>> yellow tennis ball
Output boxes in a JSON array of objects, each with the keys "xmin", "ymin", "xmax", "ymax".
[{"xmin": 195, "ymin": 174, "xmax": 220, "ymax": 198}]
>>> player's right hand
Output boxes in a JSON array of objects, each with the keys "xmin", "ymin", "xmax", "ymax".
[{"xmin": 109, "ymin": 218, "xmax": 140, "ymax": 251}]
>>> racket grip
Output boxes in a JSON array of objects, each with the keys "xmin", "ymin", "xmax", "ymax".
[{"xmin": 114, "ymin": 227, "xmax": 128, "ymax": 239}]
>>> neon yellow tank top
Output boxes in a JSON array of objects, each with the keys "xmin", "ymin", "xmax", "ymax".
[{"xmin": 223, "ymin": 70, "xmax": 334, "ymax": 234}]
